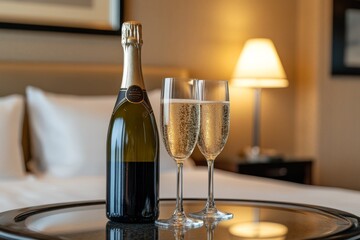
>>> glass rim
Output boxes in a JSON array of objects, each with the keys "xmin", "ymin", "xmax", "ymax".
[
  {"xmin": 197, "ymin": 79, "xmax": 229, "ymax": 83},
  {"xmin": 163, "ymin": 77, "xmax": 197, "ymax": 80},
  {"xmin": 162, "ymin": 78, "xmax": 229, "ymax": 85}
]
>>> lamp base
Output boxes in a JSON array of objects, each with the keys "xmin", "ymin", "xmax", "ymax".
[{"xmin": 242, "ymin": 146, "xmax": 283, "ymax": 163}]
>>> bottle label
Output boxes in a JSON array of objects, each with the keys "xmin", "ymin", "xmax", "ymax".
[{"xmin": 126, "ymin": 85, "xmax": 144, "ymax": 103}]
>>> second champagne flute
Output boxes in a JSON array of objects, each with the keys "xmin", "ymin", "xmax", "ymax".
[
  {"xmin": 190, "ymin": 80, "xmax": 233, "ymax": 220},
  {"xmin": 155, "ymin": 77, "xmax": 203, "ymax": 229}
]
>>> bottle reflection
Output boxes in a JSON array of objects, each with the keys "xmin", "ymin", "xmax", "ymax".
[
  {"xmin": 107, "ymin": 218, "xmax": 228, "ymax": 240},
  {"xmin": 106, "ymin": 221, "xmax": 158, "ymax": 240}
]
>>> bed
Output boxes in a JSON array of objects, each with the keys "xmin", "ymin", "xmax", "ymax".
[{"xmin": 0, "ymin": 62, "xmax": 359, "ymax": 219}]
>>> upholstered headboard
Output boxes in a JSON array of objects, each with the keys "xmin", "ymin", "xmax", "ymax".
[
  {"xmin": 0, "ymin": 62, "xmax": 188, "ymax": 96},
  {"xmin": 0, "ymin": 62, "xmax": 189, "ymax": 170}
]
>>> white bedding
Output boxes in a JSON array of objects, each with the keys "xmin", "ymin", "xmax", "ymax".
[{"xmin": 0, "ymin": 167, "xmax": 359, "ymax": 217}]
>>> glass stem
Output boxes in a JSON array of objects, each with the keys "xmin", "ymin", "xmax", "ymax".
[
  {"xmin": 207, "ymin": 228, "xmax": 214, "ymax": 240},
  {"xmin": 175, "ymin": 162, "xmax": 184, "ymax": 214},
  {"xmin": 206, "ymin": 159, "xmax": 215, "ymax": 210}
]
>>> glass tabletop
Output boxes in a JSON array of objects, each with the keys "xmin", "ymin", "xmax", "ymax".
[{"xmin": 0, "ymin": 199, "xmax": 359, "ymax": 240}]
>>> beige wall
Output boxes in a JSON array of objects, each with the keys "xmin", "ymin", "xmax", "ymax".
[
  {"xmin": 0, "ymin": 29, "xmax": 121, "ymax": 63},
  {"xmin": 125, "ymin": 0, "xmax": 297, "ymax": 160},
  {"xmin": 295, "ymin": 0, "xmax": 322, "ymax": 182},
  {"xmin": 318, "ymin": 0, "xmax": 360, "ymax": 190},
  {"xmin": 296, "ymin": 0, "xmax": 360, "ymax": 190},
  {"xmin": 0, "ymin": 0, "xmax": 298, "ymax": 161}
]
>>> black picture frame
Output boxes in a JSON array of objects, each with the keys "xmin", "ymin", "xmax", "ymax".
[
  {"xmin": 0, "ymin": 0, "xmax": 123, "ymax": 35},
  {"xmin": 332, "ymin": 0, "xmax": 360, "ymax": 75}
]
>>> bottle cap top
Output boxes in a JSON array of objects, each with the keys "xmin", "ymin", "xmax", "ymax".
[{"xmin": 121, "ymin": 21, "xmax": 143, "ymax": 45}]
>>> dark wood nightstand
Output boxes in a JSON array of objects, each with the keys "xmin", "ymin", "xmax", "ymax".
[{"xmin": 197, "ymin": 159, "xmax": 313, "ymax": 184}]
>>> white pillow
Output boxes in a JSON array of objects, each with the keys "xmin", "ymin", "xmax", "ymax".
[
  {"xmin": 0, "ymin": 95, "xmax": 26, "ymax": 179},
  {"xmin": 26, "ymin": 86, "xmax": 193, "ymax": 178},
  {"xmin": 27, "ymin": 86, "xmax": 115, "ymax": 177}
]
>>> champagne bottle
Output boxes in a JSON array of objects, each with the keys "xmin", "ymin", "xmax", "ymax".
[{"xmin": 106, "ymin": 21, "xmax": 159, "ymax": 223}]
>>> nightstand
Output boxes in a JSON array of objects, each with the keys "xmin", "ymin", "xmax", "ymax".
[{"xmin": 197, "ymin": 159, "xmax": 313, "ymax": 184}]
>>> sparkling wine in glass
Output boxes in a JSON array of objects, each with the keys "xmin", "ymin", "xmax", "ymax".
[
  {"xmin": 190, "ymin": 80, "xmax": 233, "ymax": 220},
  {"xmin": 155, "ymin": 77, "xmax": 203, "ymax": 229}
]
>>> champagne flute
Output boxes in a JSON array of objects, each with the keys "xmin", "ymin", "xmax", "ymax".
[
  {"xmin": 155, "ymin": 77, "xmax": 203, "ymax": 229},
  {"xmin": 190, "ymin": 80, "xmax": 233, "ymax": 220}
]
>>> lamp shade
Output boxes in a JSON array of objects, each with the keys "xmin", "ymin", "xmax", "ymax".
[{"xmin": 232, "ymin": 38, "xmax": 288, "ymax": 88}]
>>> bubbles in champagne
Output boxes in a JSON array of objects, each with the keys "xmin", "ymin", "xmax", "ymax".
[
  {"xmin": 161, "ymin": 100, "xmax": 200, "ymax": 161},
  {"xmin": 197, "ymin": 101, "xmax": 230, "ymax": 160}
]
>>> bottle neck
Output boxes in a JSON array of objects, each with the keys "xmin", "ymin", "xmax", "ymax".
[{"xmin": 121, "ymin": 43, "xmax": 145, "ymax": 89}]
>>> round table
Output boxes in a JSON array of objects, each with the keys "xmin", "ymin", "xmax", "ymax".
[{"xmin": 0, "ymin": 199, "xmax": 359, "ymax": 239}]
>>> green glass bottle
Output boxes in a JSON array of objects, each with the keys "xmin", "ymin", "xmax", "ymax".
[{"xmin": 106, "ymin": 21, "xmax": 159, "ymax": 223}]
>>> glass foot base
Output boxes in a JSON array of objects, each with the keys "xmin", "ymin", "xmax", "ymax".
[
  {"xmin": 155, "ymin": 215, "xmax": 203, "ymax": 229},
  {"xmin": 189, "ymin": 208, "xmax": 233, "ymax": 220}
]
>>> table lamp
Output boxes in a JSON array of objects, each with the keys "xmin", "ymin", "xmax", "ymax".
[{"xmin": 232, "ymin": 38, "xmax": 288, "ymax": 162}]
